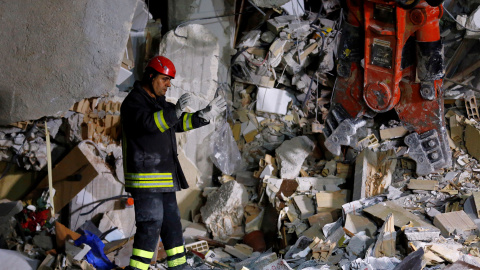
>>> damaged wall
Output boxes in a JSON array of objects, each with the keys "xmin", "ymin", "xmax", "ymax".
[
  {"xmin": 163, "ymin": 0, "xmax": 235, "ymax": 188},
  {"xmin": 0, "ymin": 0, "xmax": 138, "ymax": 125}
]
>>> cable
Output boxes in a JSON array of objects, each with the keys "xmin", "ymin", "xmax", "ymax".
[
  {"xmin": 443, "ymin": 7, "xmax": 480, "ymax": 33},
  {"xmin": 78, "ymin": 195, "xmax": 131, "ymax": 216}
]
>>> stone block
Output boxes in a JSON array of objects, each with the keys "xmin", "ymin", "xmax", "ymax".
[
  {"xmin": 200, "ymin": 181, "xmax": 248, "ymax": 241},
  {"xmin": 433, "ymin": 210, "xmax": 477, "ymax": 237},
  {"xmin": 344, "ymin": 213, "xmax": 377, "ymax": 237},
  {"xmin": 293, "ymin": 195, "xmax": 315, "ymax": 220},
  {"xmin": 276, "ymin": 136, "xmax": 315, "ymax": 179}
]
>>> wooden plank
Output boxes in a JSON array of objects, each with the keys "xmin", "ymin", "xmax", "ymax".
[
  {"xmin": 379, "ymin": 126, "xmax": 408, "ymax": 140},
  {"xmin": 473, "ymin": 191, "xmax": 480, "ymax": 218},
  {"xmin": 24, "ymin": 145, "xmax": 99, "ymax": 213},
  {"xmin": 407, "ymin": 179, "xmax": 439, "ymax": 191},
  {"xmin": 433, "ymin": 210, "xmax": 476, "ymax": 237},
  {"xmin": 364, "ymin": 201, "xmax": 436, "ymax": 229},
  {"xmin": 316, "ymin": 190, "xmax": 350, "ymax": 212},
  {"xmin": 465, "ymin": 124, "xmax": 480, "ymax": 161}
]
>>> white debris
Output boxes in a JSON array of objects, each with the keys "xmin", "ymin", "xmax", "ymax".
[{"xmin": 200, "ymin": 181, "xmax": 249, "ymax": 241}]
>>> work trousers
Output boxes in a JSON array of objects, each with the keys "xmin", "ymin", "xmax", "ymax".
[{"xmin": 127, "ymin": 192, "xmax": 186, "ymax": 270}]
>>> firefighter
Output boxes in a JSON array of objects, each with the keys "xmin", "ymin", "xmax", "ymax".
[{"xmin": 120, "ymin": 55, "xmax": 226, "ymax": 270}]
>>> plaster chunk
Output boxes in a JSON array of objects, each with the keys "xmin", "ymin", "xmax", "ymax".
[
  {"xmin": 276, "ymin": 136, "xmax": 315, "ymax": 179},
  {"xmin": 200, "ymin": 181, "xmax": 248, "ymax": 241}
]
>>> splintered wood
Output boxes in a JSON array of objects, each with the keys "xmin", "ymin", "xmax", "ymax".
[
  {"xmin": 374, "ymin": 213, "xmax": 396, "ymax": 258},
  {"xmin": 354, "ymin": 149, "xmax": 397, "ymax": 200},
  {"xmin": 309, "ymin": 237, "xmax": 335, "ymax": 261}
]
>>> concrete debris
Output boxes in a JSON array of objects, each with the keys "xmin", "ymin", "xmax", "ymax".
[
  {"xmin": 275, "ymin": 136, "xmax": 315, "ymax": 179},
  {"xmin": 346, "ymin": 232, "xmax": 373, "ymax": 258},
  {"xmin": 200, "ymin": 180, "xmax": 249, "ymax": 241},
  {"xmin": 344, "ymin": 213, "xmax": 377, "ymax": 237},
  {"xmin": 433, "ymin": 210, "xmax": 477, "ymax": 237}
]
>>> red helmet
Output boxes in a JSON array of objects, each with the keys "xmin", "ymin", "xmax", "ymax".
[{"xmin": 146, "ymin": 56, "xmax": 176, "ymax": 79}]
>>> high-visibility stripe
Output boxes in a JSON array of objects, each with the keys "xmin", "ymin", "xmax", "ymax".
[
  {"xmin": 122, "ymin": 130, "xmax": 127, "ymax": 175},
  {"xmin": 130, "ymin": 259, "xmax": 150, "ymax": 270},
  {"xmin": 166, "ymin": 246, "xmax": 184, "ymax": 256},
  {"xmin": 183, "ymin": 113, "xmax": 193, "ymax": 131},
  {"xmin": 125, "ymin": 181, "xmax": 174, "ymax": 188},
  {"xmin": 125, "ymin": 173, "xmax": 173, "ymax": 180},
  {"xmin": 154, "ymin": 110, "xmax": 169, "ymax": 132},
  {"xmin": 167, "ymin": 256, "xmax": 187, "ymax": 267},
  {"xmin": 132, "ymin": 248, "xmax": 154, "ymax": 259}
]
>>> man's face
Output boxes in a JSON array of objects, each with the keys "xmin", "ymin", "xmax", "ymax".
[{"xmin": 151, "ymin": 74, "xmax": 172, "ymax": 96}]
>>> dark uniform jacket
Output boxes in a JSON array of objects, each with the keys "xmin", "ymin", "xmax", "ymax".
[{"xmin": 121, "ymin": 81, "xmax": 209, "ymax": 193}]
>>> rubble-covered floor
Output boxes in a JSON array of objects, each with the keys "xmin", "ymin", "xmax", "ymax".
[{"xmin": 3, "ymin": 0, "xmax": 480, "ymax": 270}]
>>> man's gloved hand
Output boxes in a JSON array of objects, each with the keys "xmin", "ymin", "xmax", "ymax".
[
  {"xmin": 198, "ymin": 96, "xmax": 227, "ymax": 121},
  {"xmin": 175, "ymin": 93, "xmax": 192, "ymax": 118}
]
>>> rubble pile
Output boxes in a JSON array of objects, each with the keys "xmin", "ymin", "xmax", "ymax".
[{"xmin": 3, "ymin": 1, "xmax": 480, "ymax": 270}]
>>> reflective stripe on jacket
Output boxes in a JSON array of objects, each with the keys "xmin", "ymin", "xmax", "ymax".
[{"xmin": 120, "ymin": 81, "xmax": 209, "ymax": 192}]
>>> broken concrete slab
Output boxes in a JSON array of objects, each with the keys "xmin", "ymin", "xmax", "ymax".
[
  {"xmin": 404, "ymin": 227, "xmax": 440, "ymax": 241},
  {"xmin": 429, "ymin": 244, "xmax": 461, "ymax": 263},
  {"xmin": 346, "ymin": 232, "xmax": 373, "ymax": 257},
  {"xmin": 293, "ymin": 195, "xmax": 315, "ymax": 219},
  {"xmin": 200, "ymin": 181, "xmax": 248, "ymax": 241},
  {"xmin": 0, "ymin": 0, "xmax": 137, "ymax": 125},
  {"xmin": 344, "ymin": 213, "xmax": 377, "ymax": 237},
  {"xmin": 433, "ymin": 210, "xmax": 477, "ymax": 237},
  {"xmin": 275, "ymin": 136, "xmax": 315, "ymax": 179},
  {"xmin": 363, "ymin": 201, "xmax": 437, "ymax": 229},
  {"xmin": 308, "ymin": 211, "xmax": 338, "ymax": 228},
  {"xmin": 184, "ymin": 223, "xmax": 209, "ymax": 244},
  {"xmin": 296, "ymin": 176, "xmax": 345, "ymax": 192}
]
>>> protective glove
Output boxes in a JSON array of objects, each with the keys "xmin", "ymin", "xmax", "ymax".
[
  {"xmin": 198, "ymin": 96, "xmax": 227, "ymax": 122},
  {"xmin": 175, "ymin": 93, "xmax": 192, "ymax": 118}
]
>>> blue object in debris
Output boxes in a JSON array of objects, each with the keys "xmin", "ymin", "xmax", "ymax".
[{"xmin": 74, "ymin": 230, "xmax": 116, "ymax": 270}]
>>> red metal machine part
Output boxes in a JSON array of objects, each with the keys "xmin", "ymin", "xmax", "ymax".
[{"xmin": 324, "ymin": 0, "xmax": 451, "ymax": 175}]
